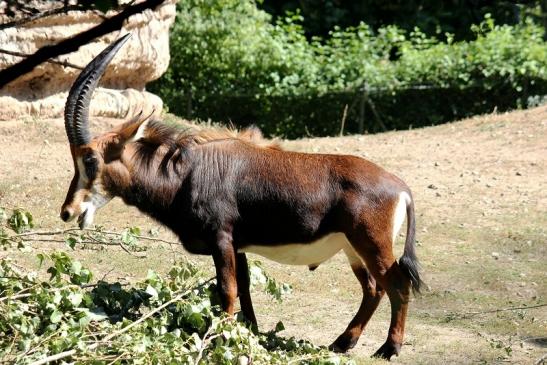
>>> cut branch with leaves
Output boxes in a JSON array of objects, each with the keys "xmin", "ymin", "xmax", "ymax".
[
  {"xmin": 0, "ymin": 240, "xmax": 342, "ymax": 364},
  {"xmin": 0, "ymin": 207, "xmax": 176, "ymax": 256}
]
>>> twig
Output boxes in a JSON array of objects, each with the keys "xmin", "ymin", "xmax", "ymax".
[
  {"xmin": 288, "ymin": 353, "xmax": 337, "ymax": 365},
  {"xmin": 456, "ymin": 303, "xmax": 546, "ymax": 318},
  {"xmin": 0, "ymin": 282, "xmax": 125, "ymax": 302},
  {"xmin": 194, "ymin": 319, "xmax": 228, "ymax": 365},
  {"xmin": 20, "ymin": 329, "xmax": 62, "ymax": 359},
  {"xmin": 12, "ymin": 228, "xmax": 179, "ymax": 246},
  {"xmin": 106, "ymin": 351, "xmax": 131, "ymax": 365},
  {"xmin": 0, "ymin": 49, "xmax": 84, "ymax": 70},
  {"xmin": 118, "ymin": 241, "xmax": 146, "ymax": 258},
  {"xmin": 22, "ymin": 238, "xmax": 67, "ymax": 244},
  {"xmin": 0, "ymin": 5, "xmax": 83, "ymax": 30},
  {"xmin": 100, "ymin": 268, "xmax": 115, "ymax": 282},
  {"xmin": 85, "ymin": 233, "xmax": 146, "ymax": 258},
  {"xmin": 6, "ymin": 228, "xmax": 179, "ymax": 257}
]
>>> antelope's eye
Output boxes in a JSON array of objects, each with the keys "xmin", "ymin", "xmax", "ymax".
[{"xmin": 83, "ymin": 152, "xmax": 99, "ymax": 180}]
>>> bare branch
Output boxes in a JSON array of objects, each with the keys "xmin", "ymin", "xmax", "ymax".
[
  {"xmin": 0, "ymin": 0, "xmax": 167, "ymax": 89},
  {"xmin": 0, "ymin": 5, "xmax": 83, "ymax": 30},
  {"xmin": 453, "ymin": 303, "xmax": 547, "ymax": 319},
  {"xmin": 0, "ymin": 49, "xmax": 84, "ymax": 70},
  {"xmin": 11, "ymin": 228, "xmax": 179, "ymax": 246}
]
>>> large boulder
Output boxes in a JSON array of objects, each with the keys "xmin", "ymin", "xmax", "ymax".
[{"xmin": 0, "ymin": 0, "xmax": 176, "ymax": 121}]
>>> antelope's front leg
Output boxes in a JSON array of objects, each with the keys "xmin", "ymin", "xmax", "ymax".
[
  {"xmin": 211, "ymin": 229, "xmax": 238, "ymax": 316},
  {"xmin": 236, "ymin": 253, "xmax": 258, "ymax": 326}
]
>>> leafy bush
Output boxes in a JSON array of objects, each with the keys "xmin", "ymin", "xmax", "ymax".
[
  {"xmin": 150, "ymin": 1, "xmax": 547, "ymax": 138},
  {"xmin": 258, "ymin": 0, "xmax": 544, "ymax": 42}
]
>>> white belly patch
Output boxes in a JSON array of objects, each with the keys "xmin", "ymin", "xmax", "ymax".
[{"xmin": 238, "ymin": 233, "xmax": 350, "ymax": 266}]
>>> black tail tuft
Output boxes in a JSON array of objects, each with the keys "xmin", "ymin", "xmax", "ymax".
[{"xmin": 399, "ymin": 254, "xmax": 424, "ymax": 294}]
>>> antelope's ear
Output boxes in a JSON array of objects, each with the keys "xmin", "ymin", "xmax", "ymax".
[{"xmin": 117, "ymin": 110, "xmax": 153, "ymax": 144}]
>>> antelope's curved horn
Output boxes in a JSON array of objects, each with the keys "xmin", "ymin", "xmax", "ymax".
[{"xmin": 64, "ymin": 33, "xmax": 131, "ymax": 146}]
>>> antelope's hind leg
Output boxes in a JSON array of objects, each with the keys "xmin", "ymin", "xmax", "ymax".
[
  {"xmin": 350, "ymin": 234, "xmax": 412, "ymax": 360},
  {"xmin": 329, "ymin": 246, "xmax": 385, "ymax": 353}
]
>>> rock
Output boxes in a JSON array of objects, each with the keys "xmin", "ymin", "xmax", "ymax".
[
  {"xmin": 0, "ymin": 0, "xmax": 177, "ymax": 121},
  {"xmin": 491, "ymin": 252, "xmax": 500, "ymax": 259}
]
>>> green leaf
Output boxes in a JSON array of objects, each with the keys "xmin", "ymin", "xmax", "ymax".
[
  {"xmin": 68, "ymin": 292, "xmax": 83, "ymax": 306},
  {"xmin": 145, "ymin": 284, "xmax": 158, "ymax": 298},
  {"xmin": 50, "ymin": 310, "xmax": 63, "ymax": 323},
  {"xmin": 65, "ymin": 236, "xmax": 78, "ymax": 250},
  {"xmin": 71, "ymin": 261, "xmax": 82, "ymax": 275},
  {"xmin": 8, "ymin": 209, "xmax": 34, "ymax": 233}
]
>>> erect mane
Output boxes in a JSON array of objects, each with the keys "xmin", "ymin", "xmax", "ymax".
[{"xmin": 142, "ymin": 121, "xmax": 281, "ymax": 150}]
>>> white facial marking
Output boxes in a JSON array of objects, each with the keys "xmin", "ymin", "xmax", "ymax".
[
  {"xmin": 238, "ymin": 233, "xmax": 350, "ymax": 266},
  {"xmin": 392, "ymin": 191, "xmax": 410, "ymax": 244},
  {"xmin": 76, "ymin": 157, "xmax": 88, "ymax": 183},
  {"xmin": 79, "ymin": 201, "xmax": 96, "ymax": 229},
  {"xmin": 79, "ymin": 185, "xmax": 112, "ymax": 229}
]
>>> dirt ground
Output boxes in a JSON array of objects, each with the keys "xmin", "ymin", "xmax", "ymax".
[{"xmin": 0, "ymin": 106, "xmax": 546, "ymax": 364}]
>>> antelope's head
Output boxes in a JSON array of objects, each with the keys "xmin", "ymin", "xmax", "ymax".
[{"xmin": 60, "ymin": 34, "xmax": 150, "ymax": 228}]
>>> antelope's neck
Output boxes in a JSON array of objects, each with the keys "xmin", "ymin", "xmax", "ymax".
[{"xmin": 108, "ymin": 144, "xmax": 190, "ymax": 226}]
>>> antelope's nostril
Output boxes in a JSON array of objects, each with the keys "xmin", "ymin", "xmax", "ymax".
[{"xmin": 60, "ymin": 210, "xmax": 70, "ymax": 222}]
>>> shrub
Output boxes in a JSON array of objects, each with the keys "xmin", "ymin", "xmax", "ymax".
[{"xmin": 149, "ymin": 2, "xmax": 547, "ymax": 138}]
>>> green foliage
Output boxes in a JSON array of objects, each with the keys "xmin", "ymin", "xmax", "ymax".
[
  {"xmin": 259, "ymin": 0, "xmax": 544, "ymax": 42},
  {"xmin": 0, "ymin": 253, "xmax": 353, "ymax": 364},
  {"xmin": 249, "ymin": 260, "xmax": 292, "ymax": 302},
  {"xmin": 8, "ymin": 208, "xmax": 34, "ymax": 233},
  {"xmin": 63, "ymin": 225, "xmax": 147, "ymax": 252},
  {"xmin": 149, "ymin": 1, "xmax": 547, "ymax": 138},
  {"xmin": 0, "ymin": 208, "xmax": 344, "ymax": 363},
  {"xmin": 120, "ymin": 226, "xmax": 141, "ymax": 248}
]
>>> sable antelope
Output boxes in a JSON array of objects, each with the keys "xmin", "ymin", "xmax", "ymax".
[{"xmin": 60, "ymin": 35, "xmax": 423, "ymax": 360}]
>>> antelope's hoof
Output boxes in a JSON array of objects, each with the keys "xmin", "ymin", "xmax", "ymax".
[
  {"xmin": 372, "ymin": 341, "xmax": 401, "ymax": 360},
  {"xmin": 329, "ymin": 335, "xmax": 358, "ymax": 353}
]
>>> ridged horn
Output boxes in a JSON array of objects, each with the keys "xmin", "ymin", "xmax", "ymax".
[{"xmin": 64, "ymin": 33, "xmax": 131, "ymax": 146}]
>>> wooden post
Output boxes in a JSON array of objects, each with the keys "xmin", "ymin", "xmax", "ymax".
[
  {"xmin": 339, "ymin": 104, "xmax": 348, "ymax": 137},
  {"xmin": 358, "ymin": 85, "xmax": 365, "ymax": 134}
]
